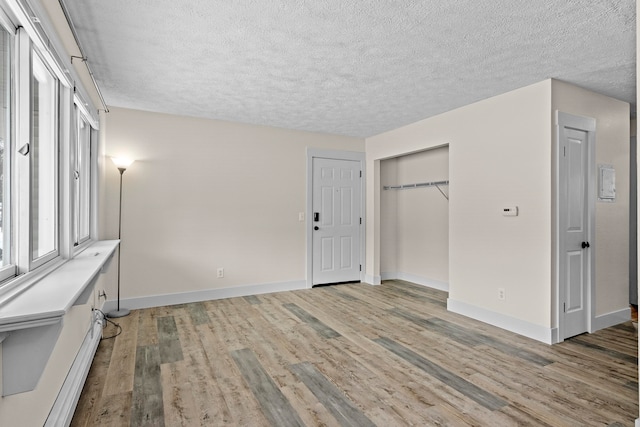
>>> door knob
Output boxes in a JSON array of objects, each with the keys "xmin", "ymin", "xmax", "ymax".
[
  {"xmin": 581, "ymin": 241, "xmax": 590, "ymax": 249},
  {"xmin": 314, "ymin": 226, "xmax": 319, "ymax": 231}
]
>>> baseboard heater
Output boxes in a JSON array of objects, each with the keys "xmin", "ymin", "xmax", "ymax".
[{"xmin": 45, "ymin": 312, "xmax": 104, "ymax": 427}]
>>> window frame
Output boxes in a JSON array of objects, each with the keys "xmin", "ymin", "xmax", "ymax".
[
  {"xmin": 27, "ymin": 47, "xmax": 59, "ymax": 270},
  {"xmin": 72, "ymin": 104, "xmax": 92, "ymax": 248},
  {"xmin": 0, "ymin": 10, "xmax": 16, "ymax": 283},
  {"xmin": 0, "ymin": 0, "xmax": 101, "ymax": 298}
]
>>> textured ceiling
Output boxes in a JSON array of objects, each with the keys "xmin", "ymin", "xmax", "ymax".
[{"xmin": 61, "ymin": 0, "xmax": 635, "ymax": 138}]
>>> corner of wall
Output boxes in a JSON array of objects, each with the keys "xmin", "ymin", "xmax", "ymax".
[
  {"xmin": 447, "ymin": 298, "xmax": 555, "ymax": 344},
  {"xmin": 551, "ymin": 81, "xmax": 631, "ymax": 319}
]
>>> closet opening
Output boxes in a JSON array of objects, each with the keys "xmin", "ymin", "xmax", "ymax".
[{"xmin": 380, "ymin": 145, "xmax": 449, "ymax": 291}]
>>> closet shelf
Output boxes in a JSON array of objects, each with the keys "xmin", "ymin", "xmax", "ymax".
[{"xmin": 383, "ymin": 180, "xmax": 449, "ymax": 200}]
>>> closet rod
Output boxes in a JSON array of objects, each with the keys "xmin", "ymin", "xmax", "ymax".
[{"xmin": 383, "ymin": 180, "xmax": 449, "ymax": 191}]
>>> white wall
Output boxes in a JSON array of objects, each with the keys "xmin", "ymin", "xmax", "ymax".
[
  {"xmin": 101, "ymin": 107, "xmax": 364, "ymax": 302},
  {"xmin": 381, "ymin": 146, "xmax": 449, "ymax": 285},
  {"xmin": 551, "ymin": 80, "xmax": 630, "ymax": 319},
  {"xmin": 367, "ymin": 80, "xmax": 553, "ymax": 329},
  {"xmin": 367, "ymin": 79, "xmax": 630, "ymax": 340},
  {"xmin": 380, "ymin": 158, "xmax": 398, "ymax": 275}
]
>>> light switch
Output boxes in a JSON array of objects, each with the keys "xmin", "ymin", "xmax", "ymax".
[{"xmin": 298, "ymin": 212, "xmax": 305, "ymax": 221}]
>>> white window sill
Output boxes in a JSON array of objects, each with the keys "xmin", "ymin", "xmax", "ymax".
[{"xmin": 0, "ymin": 239, "xmax": 118, "ymax": 396}]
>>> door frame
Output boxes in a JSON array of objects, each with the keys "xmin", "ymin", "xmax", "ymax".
[
  {"xmin": 555, "ymin": 111, "xmax": 596, "ymax": 343},
  {"xmin": 306, "ymin": 149, "xmax": 365, "ymax": 288}
]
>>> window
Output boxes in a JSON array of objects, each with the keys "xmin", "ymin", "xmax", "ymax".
[
  {"xmin": 0, "ymin": 4, "xmax": 99, "ymax": 294},
  {"xmin": 30, "ymin": 52, "xmax": 58, "ymax": 265},
  {"xmin": 0, "ymin": 23, "xmax": 13, "ymax": 282},
  {"xmin": 73, "ymin": 107, "xmax": 91, "ymax": 246}
]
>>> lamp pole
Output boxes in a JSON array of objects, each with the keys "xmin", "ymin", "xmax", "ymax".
[{"xmin": 107, "ymin": 158, "xmax": 133, "ymax": 318}]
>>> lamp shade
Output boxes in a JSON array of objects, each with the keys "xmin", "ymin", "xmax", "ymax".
[{"xmin": 111, "ymin": 157, "xmax": 134, "ymax": 169}]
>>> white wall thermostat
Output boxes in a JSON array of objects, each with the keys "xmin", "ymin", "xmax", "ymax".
[{"xmin": 502, "ymin": 206, "xmax": 518, "ymax": 216}]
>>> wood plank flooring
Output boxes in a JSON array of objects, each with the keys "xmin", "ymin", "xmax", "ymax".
[{"xmin": 71, "ymin": 280, "xmax": 639, "ymax": 426}]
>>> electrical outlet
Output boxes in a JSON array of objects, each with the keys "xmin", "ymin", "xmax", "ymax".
[
  {"xmin": 217, "ymin": 267, "xmax": 224, "ymax": 278},
  {"xmin": 92, "ymin": 308, "xmax": 103, "ymax": 325},
  {"xmin": 98, "ymin": 290, "xmax": 107, "ymax": 300},
  {"xmin": 498, "ymin": 288, "xmax": 505, "ymax": 301}
]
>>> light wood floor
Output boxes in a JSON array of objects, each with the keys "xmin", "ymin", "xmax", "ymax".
[{"xmin": 71, "ymin": 280, "xmax": 638, "ymax": 426}]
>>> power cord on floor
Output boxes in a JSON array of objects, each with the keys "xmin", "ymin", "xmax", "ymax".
[{"xmin": 93, "ymin": 308, "xmax": 123, "ymax": 340}]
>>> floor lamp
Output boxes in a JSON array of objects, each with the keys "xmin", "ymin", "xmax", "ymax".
[{"xmin": 107, "ymin": 157, "xmax": 134, "ymax": 318}]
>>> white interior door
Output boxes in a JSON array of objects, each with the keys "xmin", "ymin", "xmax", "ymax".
[
  {"xmin": 312, "ymin": 158, "xmax": 361, "ymax": 285},
  {"xmin": 558, "ymin": 119, "xmax": 592, "ymax": 340}
]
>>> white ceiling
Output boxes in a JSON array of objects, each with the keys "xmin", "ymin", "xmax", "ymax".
[{"xmin": 61, "ymin": 0, "xmax": 635, "ymax": 138}]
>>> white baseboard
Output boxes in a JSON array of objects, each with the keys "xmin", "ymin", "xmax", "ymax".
[
  {"xmin": 447, "ymin": 298, "xmax": 555, "ymax": 344},
  {"xmin": 103, "ymin": 280, "xmax": 307, "ymax": 312},
  {"xmin": 381, "ymin": 272, "xmax": 449, "ymax": 292},
  {"xmin": 45, "ymin": 315, "xmax": 103, "ymax": 427},
  {"xmin": 363, "ymin": 274, "xmax": 381, "ymax": 285},
  {"xmin": 593, "ymin": 307, "xmax": 631, "ymax": 331}
]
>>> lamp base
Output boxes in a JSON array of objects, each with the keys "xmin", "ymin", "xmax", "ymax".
[{"xmin": 106, "ymin": 308, "xmax": 130, "ymax": 318}]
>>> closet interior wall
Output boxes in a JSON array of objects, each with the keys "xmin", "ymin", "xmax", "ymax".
[{"xmin": 380, "ymin": 146, "xmax": 449, "ymax": 287}]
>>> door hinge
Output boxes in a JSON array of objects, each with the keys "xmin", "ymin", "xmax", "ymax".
[
  {"xmin": 359, "ymin": 217, "xmax": 362, "ymax": 225},
  {"xmin": 563, "ymin": 146, "xmax": 566, "ymax": 157},
  {"xmin": 359, "ymin": 170, "xmax": 362, "ymax": 178},
  {"xmin": 563, "ymin": 302, "xmax": 566, "ymax": 313},
  {"xmin": 359, "ymin": 264, "xmax": 362, "ymax": 271}
]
